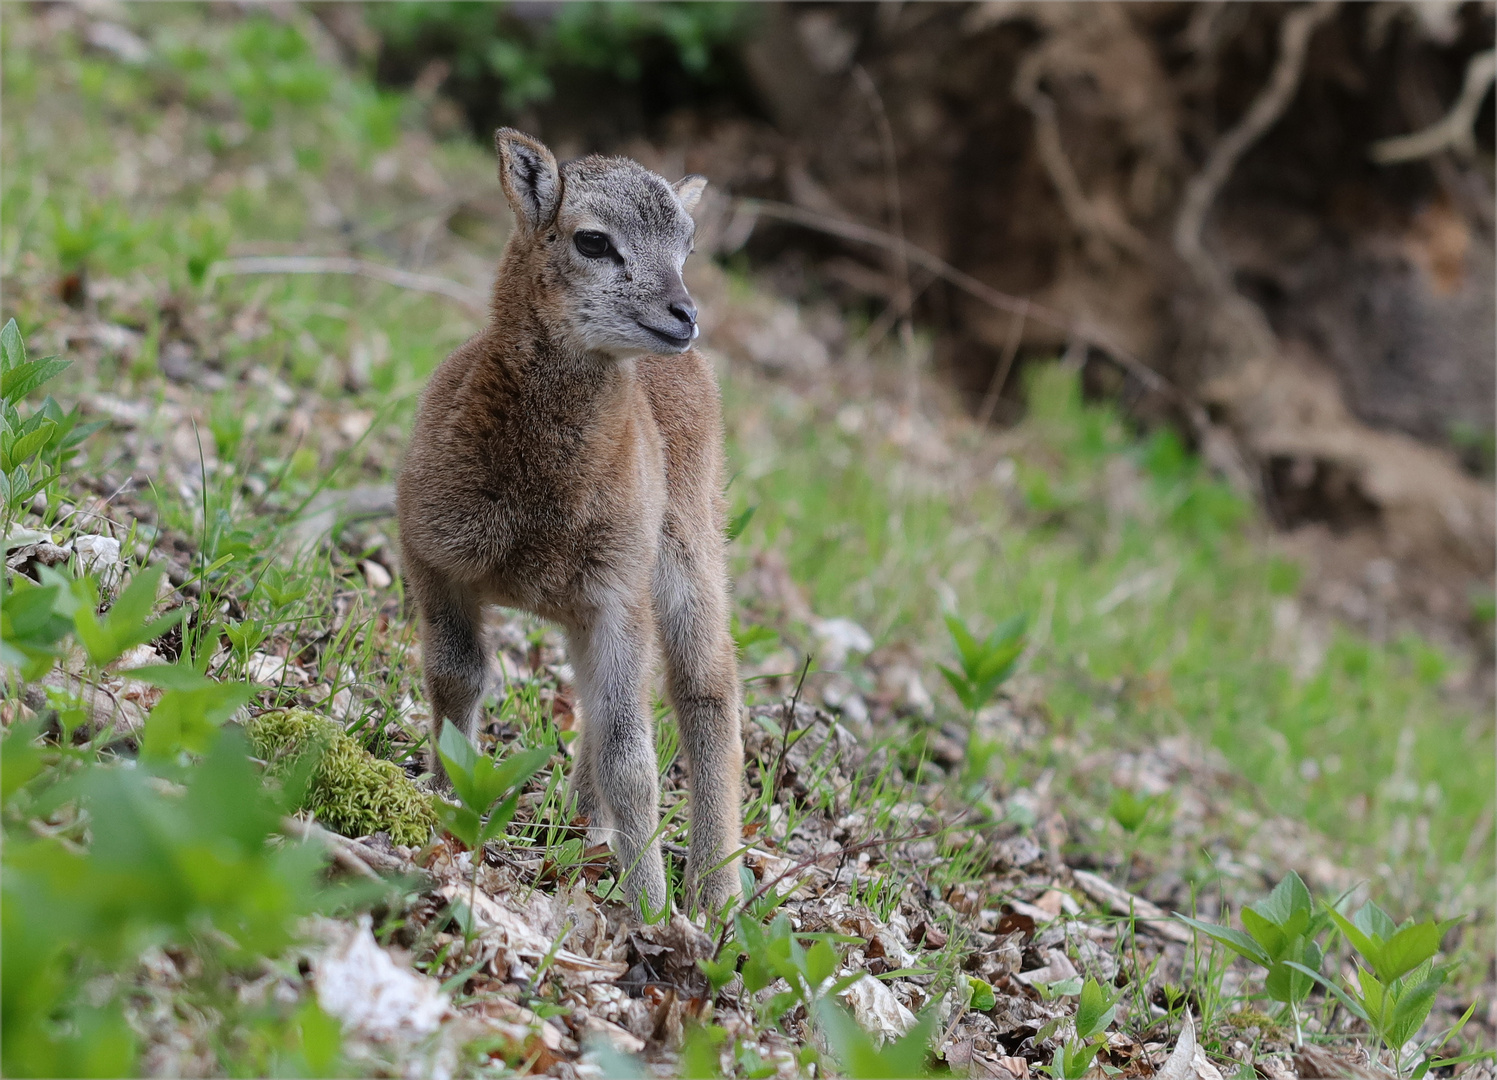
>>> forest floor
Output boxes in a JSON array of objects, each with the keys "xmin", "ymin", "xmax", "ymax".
[{"xmin": 2, "ymin": 5, "xmax": 1493, "ymax": 1078}]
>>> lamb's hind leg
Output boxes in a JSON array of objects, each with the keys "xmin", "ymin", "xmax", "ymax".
[
  {"xmin": 406, "ymin": 556, "xmax": 488, "ymax": 781},
  {"xmin": 566, "ymin": 593, "xmax": 668, "ymax": 915},
  {"xmin": 654, "ymin": 527, "xmax": 743, "ymax": 915}
]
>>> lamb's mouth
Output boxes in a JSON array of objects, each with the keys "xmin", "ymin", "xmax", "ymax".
[{"xmin": 638, "ymin": 322, "xmax": 694, "ymax": 350}]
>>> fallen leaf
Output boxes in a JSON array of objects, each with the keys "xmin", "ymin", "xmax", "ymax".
[{"xmin": 314, "ymin": 915, "xmax": 448, "ymax": 1042}]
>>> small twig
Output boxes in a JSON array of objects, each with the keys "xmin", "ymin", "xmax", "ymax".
[
  {"xmin": 205, "ymin": 255, "xmax": 488, "ymax": 313},
  {"xmin": 1371, "ymin": 48, "xmax": 1496, "ymax": 164},
  {"xmin": 1173, "ymin": 1, "xmax": 1339, "ymax": 290},
  {"xmin": 770, "ymin": 654, "xmax": 814, "ymax": 809}
]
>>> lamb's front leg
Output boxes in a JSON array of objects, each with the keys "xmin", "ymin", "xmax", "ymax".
[
  {"xmin": 566, "ymin": 593, "xmax": 669, "ymax": 916},
  {"xmin": 654, "ymin": 530, "xmax": 744, "ymax": 916}
]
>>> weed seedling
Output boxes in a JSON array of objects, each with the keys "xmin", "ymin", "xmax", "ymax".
[
  {"xmin": 938, "ymin": 613, "xmax": 1027, "ymax": 720},
  {"xmin": 1040, "ymin": 976, "xmax": 1123, "ymax": 1079},
  {"xmin": 1289, "ymin": 901, "xmax": 1468, "ymax": 1078},
  {"xmin": 431, "ymin": 721, "xmax": 551, "ymax": 946},
  {"xmin": 1176, "ymin": 871, "xmax": 1329, "ymax": 1044}
]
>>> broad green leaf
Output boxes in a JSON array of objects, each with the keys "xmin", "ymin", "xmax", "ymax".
[
  {"xmin": 805, "ymin": 939, "xmax": 836, "ymax": 989},
  {"xmin": 1354, "ymin": 901, "xmax": 1397, "ymax": 943},
  {"xmin": 1327, "ymin": 908, "xmax": 1384, "ymax": 976},
  {"xmin": 1389, "ymin": 977, "xmax": 1442, "ymax": 1047},
  {"xmin": 967, "ymin": 977, "xmax": 996, "ymax": 1012},
  {"xmin": 1252, "ymin": 871, "xmax": 1312, "ymax": 927},
  {"xmin": 937, "ymin": 663, "xmax": 978, "ymax": 712},
  {"xmin": 1378, "ymin": 922, "xmax": 1445, "ymax": 985},
  {"xmin": 473, "ymin": 745, "xmax": 552, "ymax": 810},
  {"xmin": 431, "ymin": 796, "xmax": 480, "ymax": 849},
  {"xmin": 1264, "ymin": 959, "xmax": 1314, "ymax": 1006},
  {"xmin": 0, "ymin": 318, "xmax": 23, "ymax": 371},
  {"xmin": 435, "ymin": 721, "xmax": 481, "ymax": 810},
  {"xmin": 944, "ymin": 615, "xmax": 980, "ymax": 672},
  {"xmin": 1240, "ymin": 907, "xmax": 1287, "ymax": 958},
  {"xmin": 2, "ymin": 358, "xmax": 72, "ymax": 406},
  {"xmin": 1176, "ymin": 915, "xmax": 1271, "ymax": 966},
  {"xmin": 1074, "ymin": 977, "xmax": 1120, "ymax": 1039},
  {"xmin": 476, "ymin": 791, "xmax": 522, "ymax": 844},
  {"xmin": 3, "ymin": 418, "xmax": 57, "ymax": 469},
  {"xmin": 71, "ymin": 567, "xmax": 185, "ymax": 667},
  {"xmin": 817, "ymin": 1001, "xmax": 937, "ymax": 1079},
  {"xmin": 139, "ymin": 670, "xmax": 255, "ymax": 759},
  {"xmin": 1356, "ymin": 966, "xmax": 1390, "ymax": 1030}
]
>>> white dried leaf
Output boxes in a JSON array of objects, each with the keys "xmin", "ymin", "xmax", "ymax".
[
  {"xmin": 314, "ymin": 915, "xmax": 448, "ymax": 1042},
  {"xmin": 840, "ymin": 972, "xmax": 916, "ymax": 1042}
]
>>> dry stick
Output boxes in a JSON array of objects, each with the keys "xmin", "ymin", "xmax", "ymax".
[
  {"xmin": 205, "ymin": 255, "xmax": 489, "ymax": 313},
  {"xmin": 975, "ymin": 302, "xmax": 1028, "ymax": 428},
  {"xmin": 1370, "ymin": 48, "xmax": 1497, "ymax": 164},
  {"xmin": 1173, "ymin": 0, "xmax": 1339, "ymax": 291},
  {"xmin": 770, "ymin": 654, "xmax": 814, "ymax": 810}
]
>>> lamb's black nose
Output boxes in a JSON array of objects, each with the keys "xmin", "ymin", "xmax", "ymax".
[{"xmin": 668, "ymin": 298, "xmax": 697, "ymax": 329}]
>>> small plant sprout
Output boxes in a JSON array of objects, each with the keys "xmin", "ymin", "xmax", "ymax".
[
  {"xmin": 1, "ymin": 318, "xmax": 101, "ymax": 528},
  {"xmin": 1040, "ymin": 976, "xmax": 1123, "ymax": 1079},
  {"xmin": 1108, "ymin": 787, "xmax": 1174, "ymax": 885},
  {"xmin": 1176, "ymin": 871, "xmax": 1329, "ymax": 1045},
  {"xmin": 1288, "ymin": 901, "xmax": 1469, "ymax": 1078},
  {"xmin": 432, "ymin": 721, "xmax": 551, "ymax": 943},
  {"xmin": 939, "ymin": 613, "xmax": 1027, "ymax": 720}
]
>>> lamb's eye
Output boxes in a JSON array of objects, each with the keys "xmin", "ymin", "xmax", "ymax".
[{"xmin": 574, "ymin": 231, "xmax": 612, "ymax": 259}]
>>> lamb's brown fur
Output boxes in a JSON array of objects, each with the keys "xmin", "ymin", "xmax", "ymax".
[{"xmin": 396, "ymin": 130, "xmax": 742, "ymax": 915}]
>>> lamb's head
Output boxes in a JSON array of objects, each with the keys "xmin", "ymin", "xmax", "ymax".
[{"xmin": 494, "ymin": 128, "xmax": 706, "ymax": 359}]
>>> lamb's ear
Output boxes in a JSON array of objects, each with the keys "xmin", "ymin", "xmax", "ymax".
[
  {"xmin": 494, "ymin": 128, "xmax": 560, "ymax": 231},
  {"xmin": 674, "ymin": 174, "xmax": 708, "ymax": 216}
]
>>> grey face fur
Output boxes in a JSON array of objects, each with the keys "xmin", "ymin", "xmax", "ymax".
[{"xmin": 495, "ymin": 129, "xmax": 706, "ymax": 359}]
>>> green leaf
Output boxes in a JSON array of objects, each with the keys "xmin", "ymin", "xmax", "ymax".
[
  {"xmin": 3, "ymin": 418, "xmax": 57, "ymax": 469},
  {"xmin": 1240, "ymin": 907, "xmax": 1288, "ymax": 959},
  {"xmin": 1176, "ymin": 915, "xmax": 1271, "ymax": 966},
  {"xmin": 0, "ymin": 318, "xmax": 23, "ymax": 371},
  {"xmin": 1389, "ymin": 977, "xmax": 1442, "ymax": 1047},
  {"xmin": 805, "ymin": 939, "xmax": 836, "ymax": 990},
  {"xmin": 1252, "ymin": 871, "xmax": 1313, "ymax": 927},
  {"xmin": 2, "ymin": 358, "xmax": 72, "ymax": 406},
  {"xmin": 1264, "ymin": 959, "xmax": 1315, "ymax": 1007},
  {"xmin": 431, "ymin": 796, "xmax": 480, "ymax": 849},
  {"xmin": 1074, "ymin": 977, "xmax": 1121, "ymax": 1040},
  {"xmin": 937, "ymin": 663, "xmax": 977, "ymax": 712},
  {"xmin": 71, "ymin": 566, "xmax": 185, "ymax": 668},
  {"xmin": 817, "ymin": 1001, "xmax": 937, "ymax": 1079},
  {"xmin": 137, "ymin": 667, "xmax": 255, "ymax": 759},
  {"xmin": 1379, "ymin": 922, "xmax": 1447, "ymax": 985},
  {"xmin": 435, "ymin": 721, "xmax": 481, "ymax": 810},
  {"xmin": 967, "ymin": 977, "xmax": 996, "ymax": 1012},
  {"xmin": 726, "ymin": 504, "xmax": 756, "ymax": 542},
  {"xmin": 472, "ymin": 745, "xmax": 552, "ymax": 810},
  {"xmin": 1354, "ymin": 901, "xmax": 1398, "ymax": 943},
  {"xmin": 1328, "ymin": 907, "xmax": 1385, "ymax": 977},
  {"xmin": 476, "ymin": 791, "xmax": 522, "ymax": 845}
]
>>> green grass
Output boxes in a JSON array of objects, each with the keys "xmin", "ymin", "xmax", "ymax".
[{"xmin": 723, "ymin": 362, "xmax": 1493, "ymax": 915}]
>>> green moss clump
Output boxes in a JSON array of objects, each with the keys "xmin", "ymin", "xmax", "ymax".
[{"xmin": 244, "ymin": 708, "xmax": 436, "ymax": 847}]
